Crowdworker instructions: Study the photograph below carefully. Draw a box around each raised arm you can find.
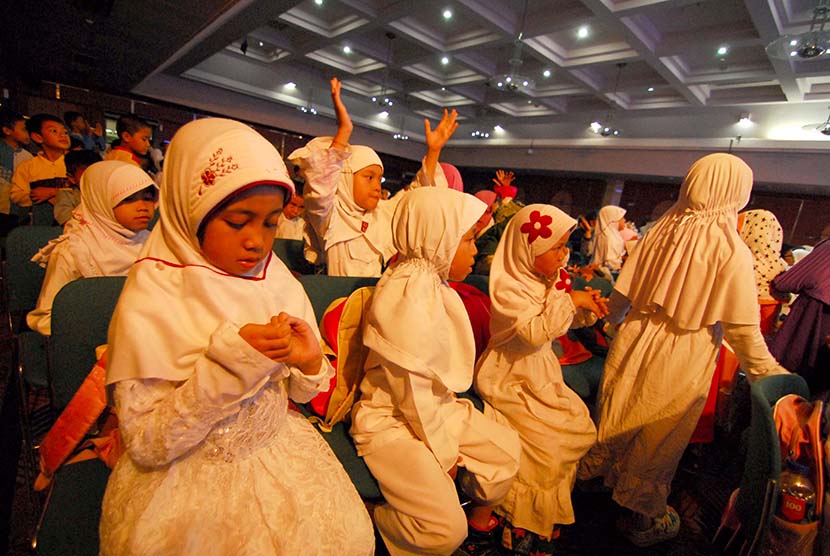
[330,77,353,150]
[422,109,458,181]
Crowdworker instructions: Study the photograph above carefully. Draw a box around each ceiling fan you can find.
[767,1,830,61]
[801,107,830,135]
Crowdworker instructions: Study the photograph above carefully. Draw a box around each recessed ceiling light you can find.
[379,110,389,118]
[647,86,654,92]
[717,45,728,56]
[577,26,589,39]
[343,45,352,54]
[258,41,264,47]
[790,39,799,46]
[493,124,504,132]
[284,82,296,89]
[441,87,446,91]
[738,113,752,127]
[543,69,551,78]
[314,0,323,5]
[442,8,453,20]
[790,51,798,57]
[441,56,450,65]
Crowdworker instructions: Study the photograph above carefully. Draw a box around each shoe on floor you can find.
[622,506,681,548]
[454,519,502,556]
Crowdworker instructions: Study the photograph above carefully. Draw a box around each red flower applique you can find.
[519,210,552,244]
[199,148,240,195]
[554,268,573,293]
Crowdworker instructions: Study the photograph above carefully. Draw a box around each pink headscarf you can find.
[440,163,464,192]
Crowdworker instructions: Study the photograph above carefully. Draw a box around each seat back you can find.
[297,275,380,322]
[50,277,126,408]
[273,238,314,275]
[5,226,62,324]
[736,374,810,553]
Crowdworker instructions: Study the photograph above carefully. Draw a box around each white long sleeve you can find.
[515,289,577,348]
[113,322,333,468]
[721,322,789,381]
[27,244,81,335]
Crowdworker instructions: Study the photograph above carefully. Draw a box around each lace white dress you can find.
[100,375,375,556]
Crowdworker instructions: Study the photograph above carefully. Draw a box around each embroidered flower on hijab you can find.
[199,148,240,195]
[520,210,552,244]
[554,268,573,293]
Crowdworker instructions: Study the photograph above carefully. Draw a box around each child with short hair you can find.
[10,113,69,210]
[275,192,306,240]
[54,149,101,226]
[0,109,33,214]
[475,204,606,556]
[289,78,457,276]
[351,187,521,556]
[105,115,151,166]
[100,118,374,556]
[27,161,157,335]
[64,111,106,154]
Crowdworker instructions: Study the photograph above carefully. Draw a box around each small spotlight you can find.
[790,51,798,57]
[441,56,450,65]
[543,69,551,78]
[577,26,589,39]
[717,45,728,56]
[314,0,323,4]
[258,41,264,47]
[522,80,529,86]
[738,113,752,127]
[493,125,504,132]
[441,87,447,91]
[284,82,296,89]
[442,8,452,20]
[379,110,389,118]
[505,76,512,83]
[647,86,654,92]
[790,39,798,46]
[343,45,352,54]
[496,81,503,88]
[371,96,377,102]
[590,121,602,133]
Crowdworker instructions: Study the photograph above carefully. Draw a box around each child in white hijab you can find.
[27,160,156,335]
[591,205,626,272]
[289,78,457,277]
[580,154,789,547]
[475,204,607,556]
[100,118,374,556]
[350,188,521,556]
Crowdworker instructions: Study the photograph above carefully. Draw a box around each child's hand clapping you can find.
[569,288,609,319]
[239,313,323,375]
[330,77,353,149]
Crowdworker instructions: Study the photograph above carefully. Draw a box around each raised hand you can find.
[492,169,515,188]
[424,109,459,153]
[330,77,353,149]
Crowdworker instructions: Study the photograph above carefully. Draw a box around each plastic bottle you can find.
[777,458,816,524]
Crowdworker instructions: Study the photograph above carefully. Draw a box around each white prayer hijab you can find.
[107,118,312,385]
[489,204,576,346]
[288,137,394,260]
[31,161,155,276]
[591,205,626,270]
[363,188,486,392]
[615,153,758,330]
[738,209,788,300]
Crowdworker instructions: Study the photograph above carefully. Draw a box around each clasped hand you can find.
[239,313,322,375]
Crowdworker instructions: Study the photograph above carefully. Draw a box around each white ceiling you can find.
[161,0,830,150]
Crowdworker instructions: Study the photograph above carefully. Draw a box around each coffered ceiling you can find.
[168,0,830,148]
